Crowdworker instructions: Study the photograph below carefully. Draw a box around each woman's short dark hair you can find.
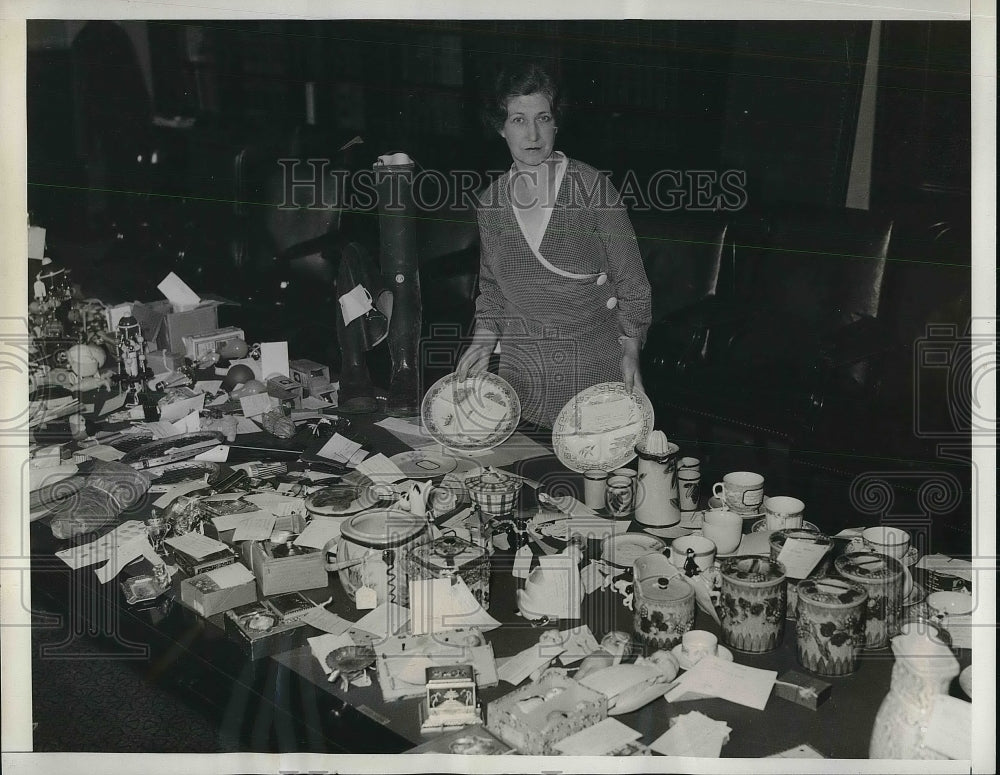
[483,62,561,132]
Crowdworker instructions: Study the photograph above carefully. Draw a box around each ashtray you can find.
[121,574,169,605]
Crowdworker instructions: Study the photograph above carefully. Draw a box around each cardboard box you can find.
[147,349,186,374]
[208,511,306,546]
[241,538,327,596]
[289,358,331,393]
[774,670,832,710]
[179,563,257,617]
[132,299,225,355]
[224,601,310,660]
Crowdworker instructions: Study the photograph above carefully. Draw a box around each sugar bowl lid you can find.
[720,554,786,584]
[464,467,521,494]
[339,509,427,549]
[797,576,868,608]
[636,572,694,604]
[834,550,905,580]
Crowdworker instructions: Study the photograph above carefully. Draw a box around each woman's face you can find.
[500,92,557,169]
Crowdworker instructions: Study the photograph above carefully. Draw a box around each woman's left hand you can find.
[620,336,645,394]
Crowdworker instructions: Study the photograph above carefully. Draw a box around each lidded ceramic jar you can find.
[403,532,491,609]
[337,509,429,607]
[834,550,906,649]
[794,576,868,676]
[465,468,522,517]
[869,631,961,759]
[632,553,695,650]
[718,555,787,653]
[768,528,833,618]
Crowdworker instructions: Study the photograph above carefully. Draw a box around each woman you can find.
[456,63,652,428]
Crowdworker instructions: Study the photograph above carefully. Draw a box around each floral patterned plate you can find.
[552,382,655,473]
[421,373,521,453]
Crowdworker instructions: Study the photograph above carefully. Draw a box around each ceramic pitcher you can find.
[634,431,681,527]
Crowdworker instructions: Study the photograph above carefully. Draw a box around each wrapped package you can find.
[48,460,152,540]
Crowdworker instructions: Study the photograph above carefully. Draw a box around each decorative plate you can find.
[601,532,666,569]
[958,665,971,699]
[389,449,459,479]
[421,372,521,453]
[305,484,379,516]
[751,518,820,534]
[671,643,734,671]
[552,382,655,473]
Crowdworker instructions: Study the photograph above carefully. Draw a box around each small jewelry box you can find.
[419,663,480,732]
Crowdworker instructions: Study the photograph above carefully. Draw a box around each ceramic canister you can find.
[633,434,681,527]
[403,533,491,609]
[632,553,695,650]
[795,576,869,676]
[834,550,906,649]
[768,528,833,618]
[718,555,787,653]
[337,509,430,607]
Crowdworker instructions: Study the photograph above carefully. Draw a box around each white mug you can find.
[678,469,701,512]
[583,470,608,511]
[679,456,700,472]
[712,471,765,514]
[764,495,806,531]
[670,535,717,572]
[702,509,743,554]
[681,630,719,665]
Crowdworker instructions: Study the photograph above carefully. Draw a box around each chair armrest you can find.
[815,315,899,368]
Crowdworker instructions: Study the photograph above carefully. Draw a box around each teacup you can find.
[701,509,743,554]
[861,526,911,559]
[681,629,718,665]
[926,590,973,617]
[670,535,717,572]
[712,471,765,515]
[678,468,702,512]
[763,495,805,531]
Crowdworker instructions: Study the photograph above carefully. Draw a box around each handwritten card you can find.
[408,577,501,635]
[55,521,146,569]
[354,453,407,484]
[650,711,731,758]
[317,433,363,464]
[666,655,776,710]
[554,718,642,756]
[232,514,277,542]
[294,516,349,550]
[244,493,305,517]
[95,535,160,584]
[776,537,830,579]
[205,562,254,588]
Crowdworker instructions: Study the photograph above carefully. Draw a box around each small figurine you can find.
[115,315,152,406]
[684,547,700,577]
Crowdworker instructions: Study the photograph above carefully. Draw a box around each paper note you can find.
[239,393,275,419]
[157,271,202,309]
[353,603,409,638]
[194,380,223,395]
[512,544,533,579]
[75,444,125,462]
[556,624,602,664]
[923,695,972,760]
[300,606,355,636]
[55,521,147,569]
[408,577,501,635]
[316,433,363,464]
[152,478,209,510]
[777,537,830,579]
[170,410,202,434]
[165,532,229,560]
[210,511,263,532]
[208,393,230,407]
[235,417,261,435]
[649,711,731,758]
[294,516,349,550]
[497,642,565,685]
[355,453,407,484]
[159,393,206,423]
[232,514,277,542]
[554,718,642,756]
[95,534,159,584]
[205,562,254,588]
[244,493,305,517]
[194,444,230,462]
[258,341,290,380]
[666,655,777,710]
[347,448,368,467]
[98,392,127,417]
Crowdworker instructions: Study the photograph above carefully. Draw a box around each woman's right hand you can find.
[455,329,499,381]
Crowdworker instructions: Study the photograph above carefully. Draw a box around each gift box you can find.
[241,537,327,596]
[131,299,227,355]
[167,539,238,578]
[289,358,331,393]
[774,670,832,710]
[147,349,186,374]
[224,601,310,660]
[486,671,608,756]
[179,562,257,617]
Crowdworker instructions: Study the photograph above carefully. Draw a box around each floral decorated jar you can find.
[794,576,868,676]
[833,550,906,649]
[403,533,492,609]
[718,555,787,653]
[768,528,833,619]
[632,553,695,651]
